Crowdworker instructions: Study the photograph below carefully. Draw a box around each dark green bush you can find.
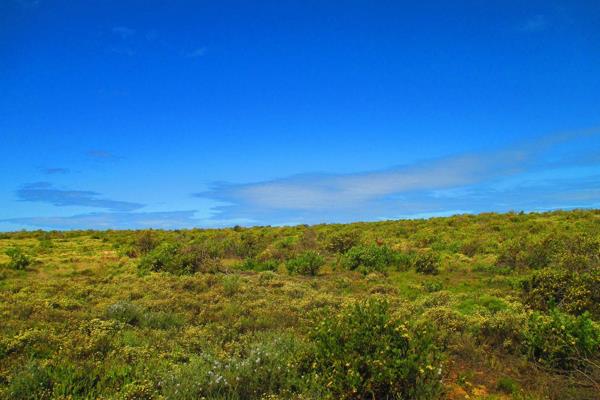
[523,309,600,370]
[310,298,443,399]
[5,247,31,270]
[341,245,404,274]
[138,242,221,275]
[286,251,324,276]
[413,251,440,275]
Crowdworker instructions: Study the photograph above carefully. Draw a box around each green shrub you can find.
[523,309,600,370]
[5,360,52,399]
[341,245,404,274]
[326,231,360,254]
[553,233,600,273]
[473,307,528,350]
[239,258,279,272]
[497,233,599,272]
[310,298,443,399]
[422,280,443,292]
[413,251,440,275]
[286,251,324,276]
[496,236,555,270]
[137,242,177,273]
[521,267,600,318]
[221,274,242,296]
[138,242,221,275]
[5,247,31,270]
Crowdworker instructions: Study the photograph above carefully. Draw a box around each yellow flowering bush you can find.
[309,298,443,399]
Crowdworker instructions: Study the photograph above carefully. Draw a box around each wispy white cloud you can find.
[196,148,531,212]
[194,129,600,224]
[16,182,144,212]
[5,130,600,230]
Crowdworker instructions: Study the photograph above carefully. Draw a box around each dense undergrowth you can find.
[0,209,599,399]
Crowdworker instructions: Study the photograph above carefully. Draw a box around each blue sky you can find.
[1,1,600,230]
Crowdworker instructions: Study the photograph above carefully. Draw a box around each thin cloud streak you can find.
[16,182,144,212]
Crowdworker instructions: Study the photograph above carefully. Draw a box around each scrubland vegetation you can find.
[0,209,599,399]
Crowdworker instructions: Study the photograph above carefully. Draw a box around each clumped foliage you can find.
[286,250,324,276]
[238,257,279,272]
[342,244,407,274]
[1,209,600,399]
[4,247,31,270]
[310,298,443,399]
[138,242,221,274]
[326,230,360,254]
[521,267,600,318]
[496,236,557,270]
[413,251,440,275]
[523,309,600,370]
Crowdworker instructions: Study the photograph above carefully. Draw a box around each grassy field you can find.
[0,210,599,399]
